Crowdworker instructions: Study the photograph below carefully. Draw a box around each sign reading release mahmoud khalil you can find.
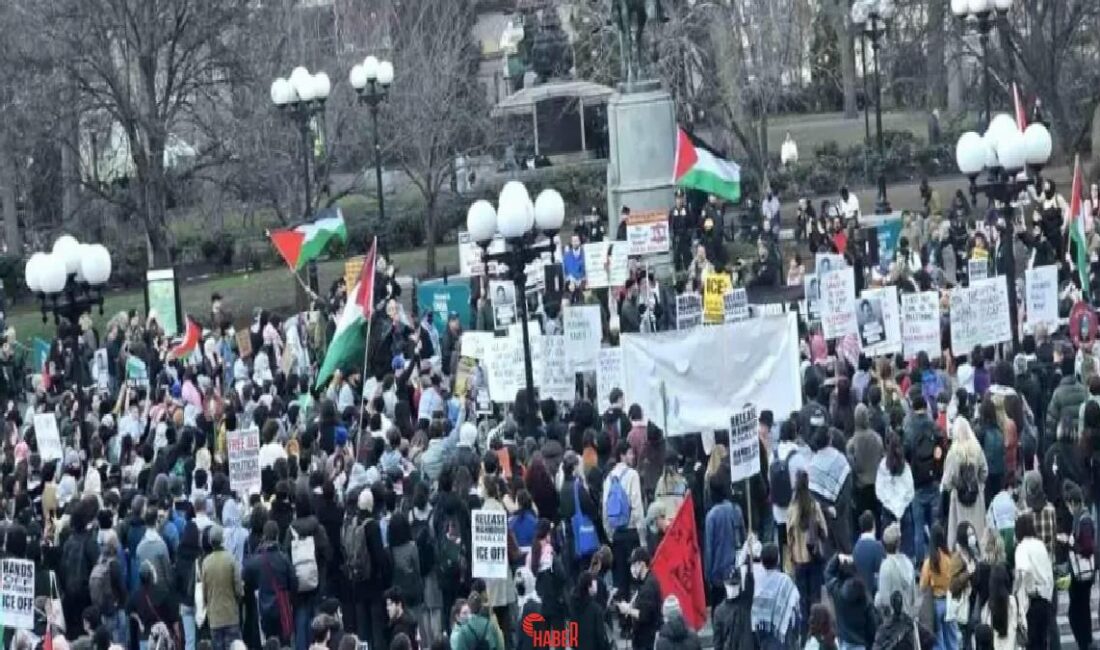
[728,406,761,483]
[472,509,508,580]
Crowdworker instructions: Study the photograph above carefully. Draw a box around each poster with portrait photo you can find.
[856,296,886,348]
[490,280,516,331]
[803,273,822,321]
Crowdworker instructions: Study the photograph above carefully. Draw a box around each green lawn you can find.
[766,110,929,152]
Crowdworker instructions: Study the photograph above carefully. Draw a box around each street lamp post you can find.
[955,115,1052,347]
[271,67,331,294]
[24,236,113,392]
[466,183,565,428]
[851,0,896,215]
[951,0,1013,131]
[350,57,395,228]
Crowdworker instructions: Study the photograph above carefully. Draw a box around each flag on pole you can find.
[315,286,368,388]
[1070,155,1089,297]
[269,207,348,271]
[649,492,707,630]
[673,128,742,203]
[168,316,201,360]
[355,237,379,319]
[1013,83,1028,132]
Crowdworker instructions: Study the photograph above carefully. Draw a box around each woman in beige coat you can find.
[942,417,988,549]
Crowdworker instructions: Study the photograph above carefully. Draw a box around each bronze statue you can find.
[613,0,665,85]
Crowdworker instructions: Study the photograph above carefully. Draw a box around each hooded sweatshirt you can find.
[655,613,703,650]
[221,499,250,565]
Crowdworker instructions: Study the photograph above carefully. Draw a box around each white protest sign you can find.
[458,231,505,276]
[1025,265,1058,334]
[625,211,670,256]
[583,242,629,288]
[33,413,63,463]
[859,285,902,356]
[227,427,261,496]
[460,331,494,361]
[508,321,544,388]
[490,280,517,330]
[820,267,857,339]
[815,253,846,276]
[676,293,703,330]
[94,348,110,391]
[597,346,625,411]
[803,273,822,321]
[901,291,942,359]
[563,305,602,372]
[0,557,35,630]
[541,335,575,402]
[483,335,525,403]
[723,288,750,323]
[728,406,761,484]
[472,509,509,579]
[950,276,1011,356]
[969,258,989,282]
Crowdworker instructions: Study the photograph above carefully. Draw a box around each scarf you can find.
[751,569,800,638]
[808,447,850,503]
[875,461,914,520]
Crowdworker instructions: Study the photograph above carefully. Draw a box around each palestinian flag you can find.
[1070,155,1089,297]
[315,283,367,388]
[168,316,200,360]
[355,237,379,319]
[673,128,741,203]
[269,207,347,271]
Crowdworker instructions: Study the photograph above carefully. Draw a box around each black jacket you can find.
[825,555,878,648]
[385,609,420,650]
[243,542,297,625]
[286,515,331,599]
[655,614,703,650]
[713,569,754,650]
[629,573,664,649]
[570,595,610,650]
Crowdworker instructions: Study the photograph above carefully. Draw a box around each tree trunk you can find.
[946,36,965,112]
[0,141,19,256]
[425,195,437,277]
[828,0,859,118]
[926,0,947,109]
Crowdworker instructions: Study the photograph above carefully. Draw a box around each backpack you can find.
[289,528,319,592]
[341,517,373,583]
[61,533,90,598]
[89,558,114,611]
[391,546,424,607]
[922,371,944,413]
[470,619,493,650]
[956,462,981,507]
[1070,509,1096,581]
[436,517,468,584]
[410,516,436,577]
[605,471,632,532]
[910,426,940,484]
[769,448,796,509]
[572,480,600,558]
[981,426,1005,476]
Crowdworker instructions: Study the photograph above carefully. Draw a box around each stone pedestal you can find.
[605,81,676,235]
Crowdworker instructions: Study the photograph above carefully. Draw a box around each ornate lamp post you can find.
[350,56,395,227]
[24,236,113,389]
[952,0,1013,131]
[851,0,896,215]
[466,182,564,424]
[955,115,1051,347]
[270,67,331,293]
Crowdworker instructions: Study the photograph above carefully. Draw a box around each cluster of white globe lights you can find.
[466,182,566,243]
[24,236,113,294]
[269,56,395,106]
[955,114,1052,178]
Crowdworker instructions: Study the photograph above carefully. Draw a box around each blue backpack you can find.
[606,472,632,531]
[572,481,599,557]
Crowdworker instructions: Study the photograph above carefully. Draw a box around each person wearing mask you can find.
[943,417,989,550]
[1014,513,1054,650]
[705,474,747,606]
[670,189,696,272]
[824,552,878,650]
[921,523,961,650]
[655,595,702,650]
[450,593,503,650]
[750,542,801,649]
[786,469,827,628]
[202,525,245,650]
[949,522,982,650]
[614,547,663,650]
[603,440,645,592]
[243,521,297,646]
[904,395,943,567]
[712,561,754,650]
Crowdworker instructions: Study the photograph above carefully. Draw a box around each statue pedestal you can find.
[605,82,675,235]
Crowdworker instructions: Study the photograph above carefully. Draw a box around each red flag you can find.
[1013,83,1027,132]
[355,237,379,319]
[649,492,707,630]
[168,316,201,360]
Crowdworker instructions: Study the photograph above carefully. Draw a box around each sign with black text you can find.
[228,427,261,496]
[0,557,35,630]
[472,509,509,579]
[728,406,761,483]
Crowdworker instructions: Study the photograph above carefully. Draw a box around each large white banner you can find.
[1025,265,1058,334]
[728,407,761,484]
[563,305,602,372]
[34,413,63,463]
[597,347,625,412]
[583,242,629,288]
[228,427,261,496]
[540,335,575,402]
[901,291,942,359]
[951,276,1011,355]
[621,314,802,435]
[820,267,857,339]
[859,285,902,356]
[471,509,509,579]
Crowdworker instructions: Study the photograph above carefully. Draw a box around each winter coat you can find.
[201,548,243,629]
[242,542,297,629]
[825,555,878,649]
[712,571,754,650]
[655,614,703,650]
[942,446,988,550]
[286,514,332,601]
[1045,376,1087,441]
[570,595,611,650]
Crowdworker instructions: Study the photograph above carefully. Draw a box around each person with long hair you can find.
[980,563,1019,650]
[1014,513,1053,650]
[876,430,915,557]
[786,470,827,628]
[921,523,961,650]
[804,603,838,650]
[570,571,610,650]
[950,522,981,650]
[527,518,566,632]
[943,418,988,550]
[977,396,1006,499]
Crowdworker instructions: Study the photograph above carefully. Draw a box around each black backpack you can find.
[61,532,91,597]
[956,462,981,507]
[391,547,424,607]
[769,448,796,509]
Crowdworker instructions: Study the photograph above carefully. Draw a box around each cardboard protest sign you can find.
[723,288,750,323]
[563,305,602,372]
[859,285,902,356]
[901,291,942,359]
[676,294,703,330]
[472,509,509,579]
[950,276,1011,356]
[33,413,63,463]
[625,211,670,256]
[227,427,261,496]
[728,406,760,483]
[583,242,629,288]
[703,272,733,324]
[969,258,989,282]
[820,267,857,339]
[541,335,575,402]
[0,558,34,630]
[1025,265,1058,334]
[597,346,625,412]
[490,280,517,330]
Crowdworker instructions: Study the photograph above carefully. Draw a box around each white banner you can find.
[597,347,625,412]
[33,413,63,463]
[723,288,750,323]
[563,305,602,372]
[460,331,494,361]
[1025,265,1058,334]
[541,335,575,402]
[901,291,942,359]
[820,267,857,339]
[729,406,761,484]
[0,557,35,630]
[951,276,1011,356]
[676,293,703,330]
[625,212,671,256]
[621,314,802,435]
[471,509,509,580]
[228,427,261,496]
[859,285,902,356]
[583,242,629,288]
